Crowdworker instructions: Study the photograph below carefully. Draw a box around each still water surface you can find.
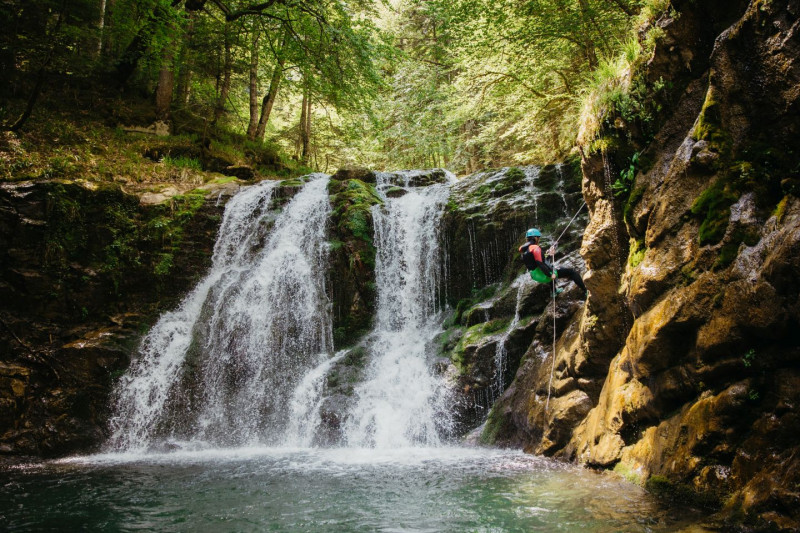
[1,447,708,532]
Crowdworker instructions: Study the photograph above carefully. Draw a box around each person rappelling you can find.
[519,228,587,299]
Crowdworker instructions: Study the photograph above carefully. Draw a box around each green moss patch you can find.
[623,186,645,228]
[450,284,500,327]
[328,178,383,255]
[691,180,739,246]
[451,318,511,374]
[713,227,760,270]
[479,403,514,446]
[613,462,644,485]
[628,238,646,269]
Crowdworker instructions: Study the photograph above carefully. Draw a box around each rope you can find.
[543,201,585,416]
[553,201,586,248]
[545,281,557,415]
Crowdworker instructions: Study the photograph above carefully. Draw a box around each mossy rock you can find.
[691,180,739,246]
[331,168,378,184]
[329,178,383,246]
[385,186,407,198]
[479,403,515,446]
[645,475,722,509]
[327,178,383,348]
[450,318,511,374]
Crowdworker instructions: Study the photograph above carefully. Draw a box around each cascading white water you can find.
[344,173,454,448]
[108,176,333,451]
[490,273,527,403]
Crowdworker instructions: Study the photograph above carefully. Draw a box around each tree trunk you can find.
[154,37,176,122]
[6,0,67,132]
[213,24,232,124]
[577,0,599,68]
[246,30,261,139]
[301,87,311,162]
[175,11,197,105]
[101,0,115,57]
[297,88,308,159]
[255,58,284,140]
[96,0,107,57]
[254,32,288,141]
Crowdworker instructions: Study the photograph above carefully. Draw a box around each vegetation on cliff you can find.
[2,0,664,174]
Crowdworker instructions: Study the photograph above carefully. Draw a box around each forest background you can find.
[1,0,664,176]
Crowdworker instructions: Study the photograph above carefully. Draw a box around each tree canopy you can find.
[1,0,658,173]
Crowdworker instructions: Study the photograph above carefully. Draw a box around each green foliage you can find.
[613,151,639,197]
[154,253,174,276]
[339,0,646,171]
[162,155,202,170]
[628,238,646,268]
[742,349,756,368]
[1,0,657,173]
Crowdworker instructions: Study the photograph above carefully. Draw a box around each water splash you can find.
[344,173,453,448]
[108,176,333,451]
[283,350,349,447]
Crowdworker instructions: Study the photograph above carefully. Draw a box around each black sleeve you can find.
[535,260,553,276]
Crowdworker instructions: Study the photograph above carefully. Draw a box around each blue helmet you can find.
[526,228,542,238]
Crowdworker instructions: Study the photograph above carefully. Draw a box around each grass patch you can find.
[162,155,202,170]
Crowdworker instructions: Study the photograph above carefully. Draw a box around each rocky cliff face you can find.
[485,0,800,529]
[0,180,231,456]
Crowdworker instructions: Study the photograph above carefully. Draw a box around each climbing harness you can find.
[543,200,586,415]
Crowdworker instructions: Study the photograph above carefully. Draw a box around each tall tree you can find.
[154,32,177,122]
[246,27,260,138]
[212,22,233,124]
[253,30,287,141]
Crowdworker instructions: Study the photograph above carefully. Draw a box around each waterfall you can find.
[343,173,454,448]
[108,169,459,453]
[108,176,333,451]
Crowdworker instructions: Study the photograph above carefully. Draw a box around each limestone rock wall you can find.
[489,0,800,529]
